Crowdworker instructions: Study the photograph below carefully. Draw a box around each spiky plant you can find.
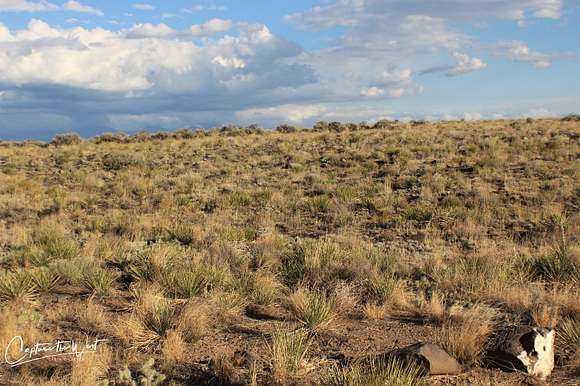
[29,267,61,293]
[0,270,38,304]
[130,302,178,350]
[270,329,312,383]
[324,357,426,386]
[559,318,580,358]
[288,287,337,330]
[81,266,119,296]
[34,226,79,260]
[162,269,207,298]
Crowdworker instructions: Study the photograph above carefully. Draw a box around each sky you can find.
[0,1,578,140]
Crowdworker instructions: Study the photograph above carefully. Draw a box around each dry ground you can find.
[0,118,578,385]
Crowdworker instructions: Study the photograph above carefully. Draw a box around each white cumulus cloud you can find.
[62,1,103,16]
[446,52,487,76]
[494,41,554,68]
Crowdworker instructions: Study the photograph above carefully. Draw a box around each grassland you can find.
[0,118,578,385]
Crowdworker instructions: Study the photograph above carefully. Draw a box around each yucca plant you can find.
[0,270,38,304]
[167,223,200,245]
[367,274,399,304]
[34,227,79,260]
[289,288,337,329]
[162,269,207,298]
[143,303,177,338]
[270,329,312,383]
[29,267,61,293]
[559,318,580,358]
[81,266,119,296]
[131,302,178,350]
[530,243,580,284]
[50,258,92,284]
[324,357,426,386]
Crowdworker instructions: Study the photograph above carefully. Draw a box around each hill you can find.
[0,118,578,385]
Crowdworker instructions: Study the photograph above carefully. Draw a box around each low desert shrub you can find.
[51,133,82,146]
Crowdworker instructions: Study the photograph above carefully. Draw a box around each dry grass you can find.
[288,287,338,330]
[0,118,578,384]
[437,305,497,366]
[324,357,427,386]
[270,329,313,383]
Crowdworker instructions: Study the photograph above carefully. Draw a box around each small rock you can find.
[485,326,555,380]
[379,343,463,376]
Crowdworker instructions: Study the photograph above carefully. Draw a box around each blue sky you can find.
[0,1,578,140]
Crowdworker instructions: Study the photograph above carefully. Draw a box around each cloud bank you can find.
[0,0,576,139]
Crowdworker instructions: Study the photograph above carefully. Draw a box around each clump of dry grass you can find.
[176,301,209,343]
[288,287,338,330]
[324,357,426,386]
[70,346,111,386]
[270,329,313,384]
[251,272,281,306]
[160,329,187,367]
[364,273,409,316]
[437,305,496,366]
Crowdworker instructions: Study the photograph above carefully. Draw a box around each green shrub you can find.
[281,241,306,288]
[29,267,61,293]
[102,152,144,171]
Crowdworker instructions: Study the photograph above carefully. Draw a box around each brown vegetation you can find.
[0,118,578,385]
